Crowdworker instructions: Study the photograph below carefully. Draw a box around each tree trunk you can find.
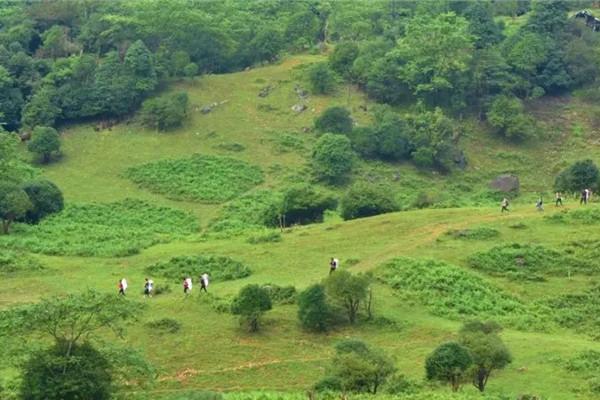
[1,219,10,235]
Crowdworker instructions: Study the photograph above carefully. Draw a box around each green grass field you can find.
[3,54,600,399]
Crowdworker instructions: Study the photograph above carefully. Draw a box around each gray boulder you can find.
[490,174,520,193]
[291,104,307,113]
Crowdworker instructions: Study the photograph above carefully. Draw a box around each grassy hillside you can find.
[3,54,600,399]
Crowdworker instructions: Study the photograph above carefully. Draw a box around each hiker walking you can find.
[501,198,509,213]
[200,273,209,293]
[118,278,127,296]
[144,278,154,298]
[536,196,544,212]
[581,188,589,205]
[183,277,192,295]
[555,192,563,207]
[329,257,339,275]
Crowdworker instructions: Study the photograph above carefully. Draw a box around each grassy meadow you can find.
[3,54,600,399]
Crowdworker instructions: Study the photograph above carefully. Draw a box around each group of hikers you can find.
[500,188,593,213]
[117,274,210,297]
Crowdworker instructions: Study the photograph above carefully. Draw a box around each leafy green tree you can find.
[393,12,474,106]
[0,65,24,130]
[307,62,338,95]
[312,133,355,183]
[249,27,284,62]
[21,342,113,400]
[171,50,191,77]
[458,321,512,392]
[28,126,60,163]
[21,88,61,129]
[139,92,188,131]
[365,55,411,105]
[407,108,458,171]
[280,184,336,226]
[0,132,36,184]
[297,284,330,332]
[183,62,199,79]
[329,42,359,79]
[340,182,398,220]
[486,95,535,141]
[314,106,353,135]
[0,291,150,399]
[0,182,32,234]
[21,179,64,224]
[124,39,157,93]
[463,1,504,49]
[324,271,370,324]
[318,339,396,394]
[425,342,473,392]
[231,284,272,332]
[468,48,516,117]
[555,159,600,193]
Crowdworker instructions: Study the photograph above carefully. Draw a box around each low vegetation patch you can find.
[261,283,297,305]
[145,318,182,334]
[209,190,281,234]
[125,154,264,202]
[0,200,198,257]
[544,285,600,340]
[546,208,600,224]
[444,227,500,240]
[0,251,44,274]
[246,230,282,244]
[467,243,596,281]
[378,257,530,323]
[565,350,600,394]
[145,255,251,281]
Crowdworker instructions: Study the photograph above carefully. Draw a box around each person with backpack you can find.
[200,273,209,293]
[329,257,339,275]
[501,198,509,213]
[183,277,192,295]
[555,192,563,207]
[581,189,589,205]
[118,278,127,296]
[536,196,544,212]
[144,278,154,298]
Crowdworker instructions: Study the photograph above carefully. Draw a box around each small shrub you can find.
[281,184,337,226]
[246,230,282,244]
[125,154,264,203]
[205,294,232,314]
[340,182,398,220]
[214,143,245,152]
[312,133,355,183]
[509,222,527,229]
[412,191,434,209]
[231,284,272,332]
[27,126,60,163]
[544,285,600,339]
[314,106,353,135]
[145,255,251,282]
[146,318,181,334]
[0,250,44,274]
[298,284,330,332]
[271,133,305,154]
[554,159,599,192]
[261,283,297,304]
[153,284,171,296]
[210,190,282,234]
[445,227,499,240]
[139,91,188,131]
[307,62,338,94]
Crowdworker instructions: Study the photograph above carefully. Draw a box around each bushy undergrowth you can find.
[145,318,182,334]
[209,190,281,235]
[444,227,499,240]
[246,230,282,244]
[0,251,44,274]
[125,154,264,202]
[467,243,597,281]
[0,200,198,257]
[145,255,251,281]
[377,257,531,324]
[261,283,297,305]
[565,350,600,394]
[544,285,600,340]
[220,391,510,400]
[547,208,600,224]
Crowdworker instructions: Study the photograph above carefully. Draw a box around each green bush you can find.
[467,243,595,280]
[27,126,61,164]
[0,250,44,274]
[145,318,182,334]
[554,159,599,192]
[378,258,528,321]
[340,182,398,220]
[307,62,338,94]
[231,284,272,332]
[281,184,337,226]
[314,106,353,135]
[544,285,600,339]
[298,284,330,332]
[210,190,282,234]
[21,180,64,224]
[0,199,198,257]
[425,342,473,392]
[246,230,282,244]
[444,227,499,240]
[312,133,355,183]
[125,154,264,202]
[486,95,536,141]
[145,255,251,282]
[139,91,188,131]
[547,208,600,224]
[261,283,297,305]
